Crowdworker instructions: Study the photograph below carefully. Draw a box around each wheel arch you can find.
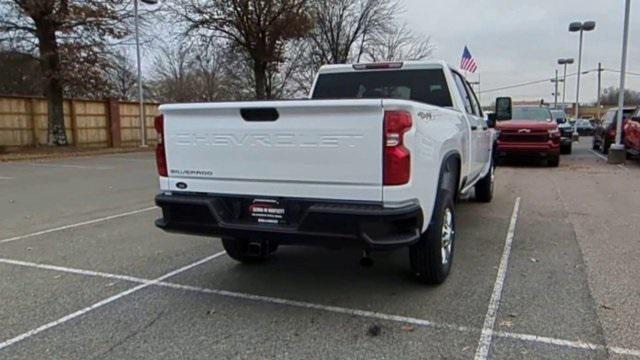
[440,150,462,200]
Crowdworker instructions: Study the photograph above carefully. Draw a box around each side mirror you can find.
[487,113,496,128]
[495,97,512,121]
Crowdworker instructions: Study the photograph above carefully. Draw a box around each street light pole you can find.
[569,21,595,140]
[133,0,158,148]
[134,0,146,147]
[608,0,632,164]
[575,29,583,121]
[596,62,603,120]
[558,58,574,113]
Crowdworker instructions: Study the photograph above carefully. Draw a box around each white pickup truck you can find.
[154,61,509,284]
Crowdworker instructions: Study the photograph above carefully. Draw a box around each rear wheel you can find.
[410,161,457,285]
[592,136,599,150]
[222,237,277,263]
[561,143,572,154]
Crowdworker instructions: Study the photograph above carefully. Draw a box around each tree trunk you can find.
[35,19,67,146]
[253,60,267,100]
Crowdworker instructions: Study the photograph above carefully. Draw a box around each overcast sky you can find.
[403,0,639,106]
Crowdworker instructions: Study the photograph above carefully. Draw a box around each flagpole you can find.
[478,73,481,105]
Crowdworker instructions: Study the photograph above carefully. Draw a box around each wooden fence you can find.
[0,95,160,148]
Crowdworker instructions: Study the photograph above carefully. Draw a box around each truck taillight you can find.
[384,111,412,185]
[154,114,167,177]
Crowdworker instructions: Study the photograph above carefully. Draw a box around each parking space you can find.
[1,139,640,359]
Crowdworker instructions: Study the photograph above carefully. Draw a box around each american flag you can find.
[460,46,478,73]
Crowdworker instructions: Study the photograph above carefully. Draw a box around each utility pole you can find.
[554,70,559,108]
[596,62,603,120]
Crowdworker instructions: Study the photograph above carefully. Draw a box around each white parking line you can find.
[0,206,157,244]
[0,176,13,180]
[1,255,638,357]
[474,197,521,360]
[590,150,608,161]
[0,251,226,351]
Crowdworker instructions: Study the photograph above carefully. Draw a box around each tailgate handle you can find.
[240,108,279,122]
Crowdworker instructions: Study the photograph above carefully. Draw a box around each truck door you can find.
[464,79,491,171]
[451,71,484,179]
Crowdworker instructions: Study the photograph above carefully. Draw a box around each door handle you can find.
[471,125,478,130]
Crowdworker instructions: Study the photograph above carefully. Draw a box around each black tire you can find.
[474,160,494,203]
[548,154,560,167]
[222,237,276,263]
[602,138,611,154]
[561,144,572,154]
[410,161,457,285]
[592,136,599,150]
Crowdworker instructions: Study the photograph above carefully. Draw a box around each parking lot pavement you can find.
[0,153,157,239]
[1,140,639,359]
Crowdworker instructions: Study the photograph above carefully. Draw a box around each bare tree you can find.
[0,0,129,145]
[364,22,433,62]
[104,50,137,101]
[599,86,640,106]
[171,0,311,100]
[149,39,232,102]
[308,0,399,65]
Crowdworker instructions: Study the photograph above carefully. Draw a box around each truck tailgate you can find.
[160,100,384,202]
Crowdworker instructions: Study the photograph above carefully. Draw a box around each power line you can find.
[603,68,640,76]
[480,68,640,94]
[481,69,596,93]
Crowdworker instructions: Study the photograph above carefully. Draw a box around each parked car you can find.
[550,109,573,154]
[495,106,561,166]
[623,107,640,157]
[575,119,595,136]
[154,60,503,285]
[592,107,635,153]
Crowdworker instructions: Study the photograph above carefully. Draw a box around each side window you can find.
[604,110,614,125]
[452,72,473,114]
[464,80,482,117]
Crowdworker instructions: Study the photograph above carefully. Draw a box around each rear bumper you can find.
[496,141,560,156]
[155,193,423,250]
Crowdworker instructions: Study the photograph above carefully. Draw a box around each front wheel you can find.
[474,161,494,203]
[410,164,457,285]
[561,144,572,154]
[592,136,599,150]
[548,154,560,167]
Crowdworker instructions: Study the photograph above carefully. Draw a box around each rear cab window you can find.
[312,69,453,108]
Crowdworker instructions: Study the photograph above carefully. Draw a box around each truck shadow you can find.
[497,156,552,168]
[187,198,514,327]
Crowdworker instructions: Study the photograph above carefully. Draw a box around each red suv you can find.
[592,107,635,153]
[495,106,561,167]
[623,106,640,157]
